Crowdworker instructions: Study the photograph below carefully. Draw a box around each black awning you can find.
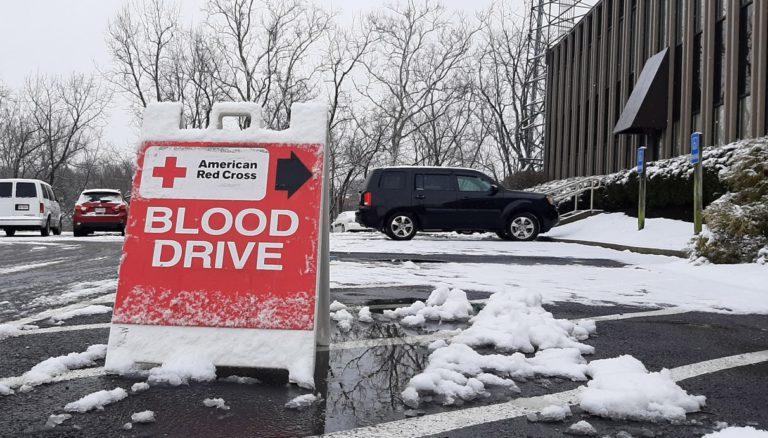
[613,48,669,135]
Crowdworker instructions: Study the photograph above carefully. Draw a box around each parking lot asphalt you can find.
[1,235,766,437]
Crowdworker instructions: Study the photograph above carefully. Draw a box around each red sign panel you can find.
[112,141,323,331]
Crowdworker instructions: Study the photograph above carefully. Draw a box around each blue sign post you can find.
[637,146,647,230]
[691,132,703,234]
[691,132,701,165]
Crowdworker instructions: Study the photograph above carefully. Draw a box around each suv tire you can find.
[40,218,51,237]
[4,228,15,237]
[384,213,417,241]
[505,212,540,241]
[53,218,63,236]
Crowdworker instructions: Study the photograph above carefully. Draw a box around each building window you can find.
[737,0,753,138]
[692,35,702,114]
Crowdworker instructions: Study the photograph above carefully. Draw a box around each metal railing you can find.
[545,176,603,216]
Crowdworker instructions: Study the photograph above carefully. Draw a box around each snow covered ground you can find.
[546,213,696,251]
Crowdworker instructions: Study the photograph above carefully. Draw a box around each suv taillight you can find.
[39,202,45,214]
[362,191,372,207]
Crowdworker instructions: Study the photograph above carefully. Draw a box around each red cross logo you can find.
[152,156,187,188]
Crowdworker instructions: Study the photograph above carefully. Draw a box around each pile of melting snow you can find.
[64,387,128,413]
[577,355,706,422]
[703,426,768,437]
[285,393,320,409]
[384,286,474,326]
[203,397,230,410]
[401,290,595,407]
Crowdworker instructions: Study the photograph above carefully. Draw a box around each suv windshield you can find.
[15,182,37,198]
[79,192,122,203]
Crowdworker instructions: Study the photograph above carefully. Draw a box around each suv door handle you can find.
[415,194,425,199]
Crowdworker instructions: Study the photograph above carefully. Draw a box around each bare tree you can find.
[206,0,332,128]
[476,7,536,179]
[25,74,110,185]
[360,0,477,164]
[0,95,42,178]
[106,0,182,112]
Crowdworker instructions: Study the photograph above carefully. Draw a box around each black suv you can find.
[356,167,558,241]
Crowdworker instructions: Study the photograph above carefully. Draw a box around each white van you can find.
[0,179,63,237]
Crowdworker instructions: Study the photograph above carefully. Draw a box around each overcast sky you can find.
[0,0,522,153]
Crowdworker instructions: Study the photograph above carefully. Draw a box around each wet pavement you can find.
[1,234,767,437]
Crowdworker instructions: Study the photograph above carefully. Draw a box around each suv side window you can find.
[379,171,406,189]
[42,185,51,200]
[415,174,454,191]
[457,175,492,192]
[15,182,37,198]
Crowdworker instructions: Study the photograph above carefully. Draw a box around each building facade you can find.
[543,0,768,180]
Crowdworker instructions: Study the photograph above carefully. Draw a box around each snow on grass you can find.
[577,355,706,422]
[8,344,107,388]
[147,357,216,386]
[527,404,572,422]
[203,397,230,410]
[383,286,473,327]
[330,308,354,332]
[48,305,111,322]
[0,383,13,396]
[401,290,594,407]
[131,382,149,393]
[703,426,768,437]
[44,413,72,429]
[567,420,598,436]
[64,387,128,413]
[358,306,373,323]
[546,213,695,251]
[285,393,320,409]
[130,410,156,423]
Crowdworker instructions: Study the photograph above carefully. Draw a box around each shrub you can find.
[692,139,768,263]
[503,169,548,190]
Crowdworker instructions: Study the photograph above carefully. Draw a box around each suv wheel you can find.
[385,213,417,240]
[506,213,540,241]
[40,218,51,237]
[53,218,63,236]
[4,228,15,237]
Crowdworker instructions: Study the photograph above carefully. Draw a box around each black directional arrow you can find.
[275,152,312,198]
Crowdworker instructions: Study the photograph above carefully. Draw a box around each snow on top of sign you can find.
[140,101,328,146]
[147,357,217,386]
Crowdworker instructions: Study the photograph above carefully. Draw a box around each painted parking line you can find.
[1,293,116,327]
[318,349,768,438]
[8,306,693,347]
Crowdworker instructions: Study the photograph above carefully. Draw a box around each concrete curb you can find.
[540,236,688,258]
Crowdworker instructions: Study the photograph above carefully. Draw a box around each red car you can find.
[73,189,129,236]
